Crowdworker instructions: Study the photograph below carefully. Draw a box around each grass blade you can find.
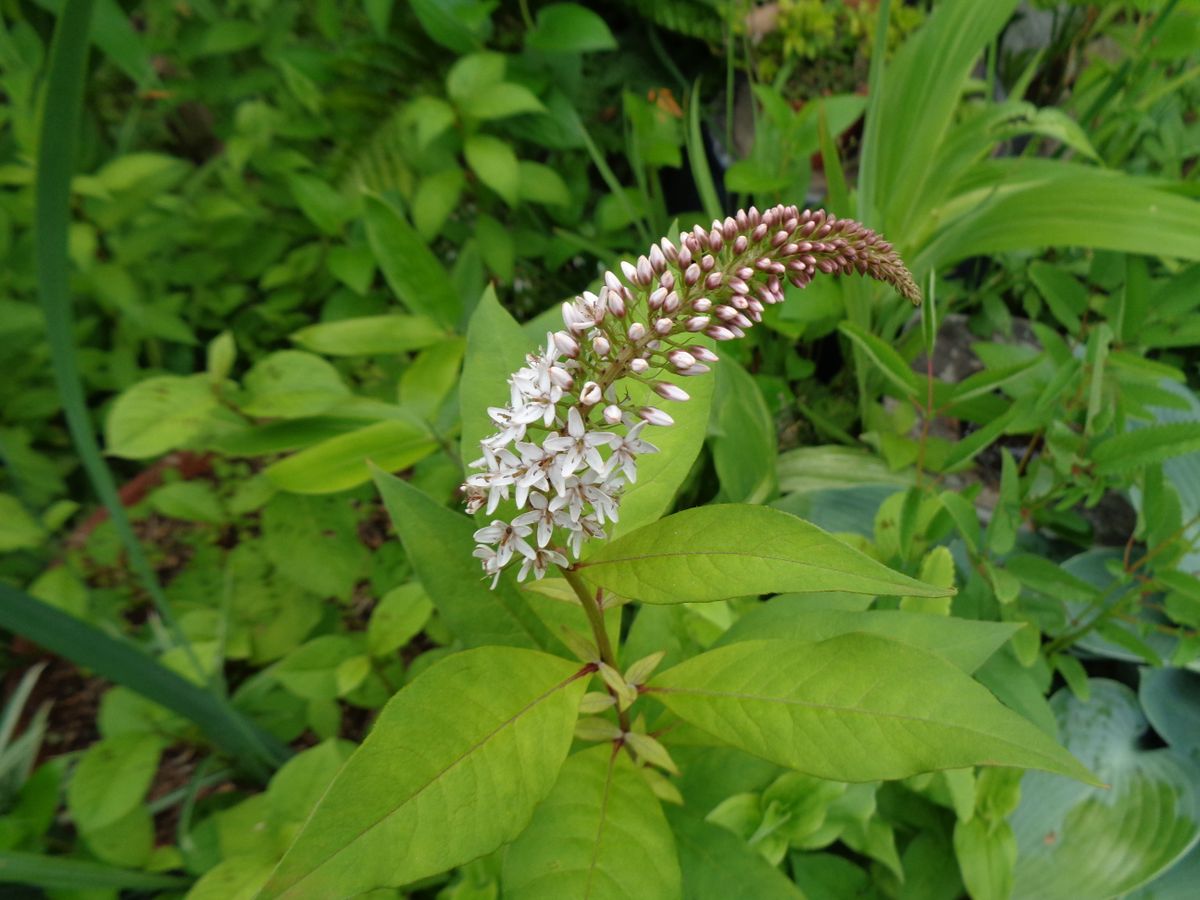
[0,850,187,891]
[0,583,288,779]
[34,0,206,683]
[687,78,723,221]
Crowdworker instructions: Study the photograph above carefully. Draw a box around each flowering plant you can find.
[259,209,1093,900]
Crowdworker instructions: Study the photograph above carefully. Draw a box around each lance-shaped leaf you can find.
[372,468,558,649]
[715,598,1019,673]
[577,505,951,604]
[649,635,1097,784]
[459,286,530,465]
[502,745,681,900]
[260,647,588,898]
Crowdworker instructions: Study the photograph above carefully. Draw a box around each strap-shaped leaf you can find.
[502,745,681,900]
[260,647,588,898]
[650,635,1097,784]
[578,505,951,604]
[715,598,1019,673]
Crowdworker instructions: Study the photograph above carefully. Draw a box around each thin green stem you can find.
[561,567,631,732]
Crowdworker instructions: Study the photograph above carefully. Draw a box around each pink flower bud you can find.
[729,277,750,295]
[580,381,602,405]
[668,349,697,369]
[715,305,737,321]
[733,235,748,253]
[705,272,723,290]
[593,336,611,356]
[553,330,580,356]
[731,294,748,310]
[648,287,666,310]
[692,297,712,312]
[630,358,649,374]
[709,229,723,252]
[603,404,623,424]
[637,256,653,285]
[654,382,689,402]
[752,223,768,241]
[639,407,675,427]
[649,244,666,273]
[678,363,710,376]
[706,325,736,341]
[692,346,718,362]
[677,245,693,267]
[700,254,715,272]
[605,270,624,293]
[660,237,678,263]
[685,315,710,332]
[627,322,646,341]
[654,317,673,335]
[549,366,574,390]
[659,271,675,291]
[663,292,680,314]
[620,260,638,284]
[684,264,701,286]
[607,289,626,318]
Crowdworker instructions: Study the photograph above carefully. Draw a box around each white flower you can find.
[518,546,569,582]
[512,492,567,547]
[472,520,535,568]
[483,407,525,448]
[543,407,617,477]
[565,514,606,558]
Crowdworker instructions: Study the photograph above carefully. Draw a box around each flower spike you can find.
[463,204,920,586]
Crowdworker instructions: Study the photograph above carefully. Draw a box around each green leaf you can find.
[446,52,506,104]
[66,733,162,832]
[260,647,587,898]
[240,351,350,419]
[261,493,367,599]
[364,196,460,327]
[710,352,777,503]
[579,504,952,604]
[667,807,805,900]
[412,168,466,240]
[1091,423,1200,475]
[30,0,157,86]
[287,173,352,236]
[716,598,1018,673]
[527,3,617,52]
[1028,260,1086,333]
[464,134,520,206]
[954,817,1016,900]
[502,745,681,899]
[650,634,1097,784]
[0,494,46,551]
[273,636,361,701]
[105,374,218,458]
[265,417,438,494]
[371,468,554,649]
[1012,680,1200,899]
[291,314,447,357]
[148,481,225,524]
[838,321,920,397]
[408,0,487,53]
[367,583,434,657]
[459,286,530,464]
[518,161,571,206]
[460,82,546,121]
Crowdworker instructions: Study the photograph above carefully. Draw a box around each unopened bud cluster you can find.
[464,204,920,586]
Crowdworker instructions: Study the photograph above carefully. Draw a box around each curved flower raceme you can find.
[464,204,920,586]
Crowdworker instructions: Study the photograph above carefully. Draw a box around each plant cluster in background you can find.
[1,0,1200,898]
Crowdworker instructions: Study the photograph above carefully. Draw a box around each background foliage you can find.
[2,0,1200,897]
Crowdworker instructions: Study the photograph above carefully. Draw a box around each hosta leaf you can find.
[579,504,951,603]
[260,647,587,898]
[715,598,1019,673]
[1012,680,1200,899]
[502,745,681,899]
[650,634,1096,784]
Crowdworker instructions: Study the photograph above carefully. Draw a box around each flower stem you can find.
[562,566,631,731]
